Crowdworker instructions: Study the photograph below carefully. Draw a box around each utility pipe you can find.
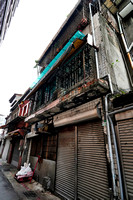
[108,116,124,200]
[105,93,117,198]
[98,0,101,12]
[89,3,100,79]
[108,74,114,94]
[117,13,133,69]
[109,105,133,116]
[107,104,133,199]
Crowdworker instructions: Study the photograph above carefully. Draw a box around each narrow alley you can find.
[0,160,61,200]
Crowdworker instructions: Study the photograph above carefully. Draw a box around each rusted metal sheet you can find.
[55,127,75,200]
[25,99,60,123]
[115,110,133,121]
[116,118,133,200]
[54,108,100,127]
[36,99,60,116]
[54,98,102,127]
[77,120,110,200]
[8,129,25,137]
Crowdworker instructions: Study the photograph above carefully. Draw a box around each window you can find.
[56,44,95,93]
[29,44,95,113]
[30,134,57,161]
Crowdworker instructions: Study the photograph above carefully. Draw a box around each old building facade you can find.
[1,0,133,200]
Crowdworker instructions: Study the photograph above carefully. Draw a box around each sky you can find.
[0,0,78,117]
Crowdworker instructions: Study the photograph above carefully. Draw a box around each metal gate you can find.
[55,120,109,200]
[78,120,110,200]
[11,138,20,167]
[117,118,133,200]
[55,126,75,199]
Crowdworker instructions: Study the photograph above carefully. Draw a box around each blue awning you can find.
[30,31,85,89]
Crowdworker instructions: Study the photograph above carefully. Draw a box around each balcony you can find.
[25,44,109,123]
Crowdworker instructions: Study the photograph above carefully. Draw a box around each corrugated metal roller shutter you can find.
[117,118,133,199]
[55,126,75,199]
[11,138,20,167]
[78,120,110,200]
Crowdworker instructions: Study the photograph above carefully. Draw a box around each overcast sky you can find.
[0,0,78,117]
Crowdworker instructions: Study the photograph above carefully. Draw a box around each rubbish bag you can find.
[16,163,32,176]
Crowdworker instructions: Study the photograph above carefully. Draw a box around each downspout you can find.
[105,93,117,198]
[98,0,101,13]
[117,13,133,69]
[89,3,100,79]
[106,104,133,200]
[108,116,124,200]
[108,74,114,94]
[89,2,117,197]
[109,105,133,115]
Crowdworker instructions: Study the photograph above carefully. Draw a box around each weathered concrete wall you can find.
[30,156,56,191]
[93,11,130,92]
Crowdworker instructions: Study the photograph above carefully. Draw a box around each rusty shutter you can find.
[77,120,110,200]
[55,126,75,199]
[11,138,20,167]
[117,118,133,200]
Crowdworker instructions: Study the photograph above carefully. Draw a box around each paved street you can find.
[0,170,20,200]
[0,160,61,200]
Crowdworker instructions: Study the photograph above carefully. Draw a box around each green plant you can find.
[111,59,120,68]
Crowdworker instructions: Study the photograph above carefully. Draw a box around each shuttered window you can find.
[55,126,75,199]
[78,120,109,200]
[55,120,110,200]
[117,118,133,200]
[11,138,20,167]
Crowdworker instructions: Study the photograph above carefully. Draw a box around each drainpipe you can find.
[117,13,133,69]
[108,116,124,200]
[98,0,101,13]
[105,93,117,198]
[106,104,133,200]
[89,3,100,79]
[109,105,133,116]
[108,74,114,94]
[89,1,116,195]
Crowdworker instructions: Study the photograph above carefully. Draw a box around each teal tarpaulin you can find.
[30,30,85,89]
